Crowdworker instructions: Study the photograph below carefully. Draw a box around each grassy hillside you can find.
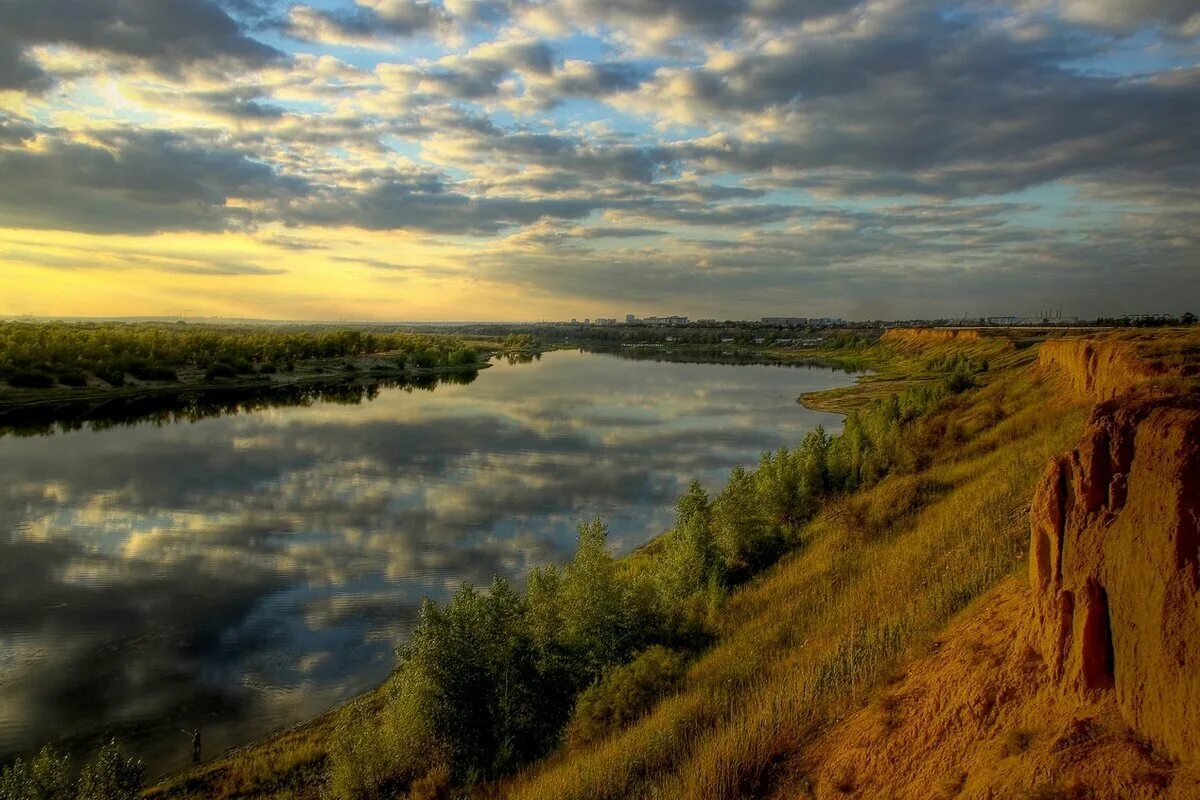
[492,351,1086,800]
[145,328,1199,800]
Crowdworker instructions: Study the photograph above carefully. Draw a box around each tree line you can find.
[0,323,479,390]
[0,742,141,800]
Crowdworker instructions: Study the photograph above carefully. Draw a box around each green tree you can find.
[0,747,71,800]
[77,741,143,800]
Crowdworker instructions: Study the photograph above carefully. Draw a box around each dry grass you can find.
[494,365,1088,800]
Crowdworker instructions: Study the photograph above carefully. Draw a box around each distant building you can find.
[761,317,808,326]
[595,318,618,326]
[625,314,688,325]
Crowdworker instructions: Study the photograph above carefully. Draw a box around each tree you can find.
[559,520,635,680]
[0,747,71,800]
[77,741,143,800]
[711,465,774,577]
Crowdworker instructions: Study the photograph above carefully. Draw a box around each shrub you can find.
[409,349,438,369]
[943,369,976,394]
[127,363,178,382]
[0,746,71,800]
[6,370,56,389]
[77,741,143,800]
[446,347,479,367]
[0,741,140,800]
[567,646,687,747]
[258,363,278,374]
[56,369,89,387]
[204,362,238,381]
[92,363,126,387]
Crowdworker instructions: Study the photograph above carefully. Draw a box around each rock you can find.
[1028,398,1200,764]
[1037,339,1161,402]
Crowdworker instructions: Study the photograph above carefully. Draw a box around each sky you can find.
[0,0,1197,321]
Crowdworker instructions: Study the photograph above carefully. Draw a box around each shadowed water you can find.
[0,350,854,775]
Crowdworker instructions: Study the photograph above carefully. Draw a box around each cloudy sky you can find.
[0,0,1196,321]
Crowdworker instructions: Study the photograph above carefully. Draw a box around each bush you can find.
[0,746,71,800]
[77,741,143,800]
[408,349,438,369]
[127,363,178,382]
[446,348,479,367]
[0,741,141,800]
[567,646,687,747]
[92,363,126,387]
[204,362,238,381]
[56,369,89,387]
[943,369,976,394]
[6,370,56,389]
[258,363,278,374]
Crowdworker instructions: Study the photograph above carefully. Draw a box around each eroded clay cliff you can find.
[880,327,984,346]
[1037,339,1161,402]
[1029,398,1200,764]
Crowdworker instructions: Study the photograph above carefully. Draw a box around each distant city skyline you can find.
[0,0,1197,320]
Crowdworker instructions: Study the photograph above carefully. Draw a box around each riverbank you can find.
[0,354,491,435]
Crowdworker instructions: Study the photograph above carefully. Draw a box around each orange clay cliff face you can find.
[880,327,984,345]
[800,335,1200,800]
[1029,399,1200,764]
[1037,338,1162,402]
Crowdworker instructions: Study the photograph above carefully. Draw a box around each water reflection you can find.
[0,350,853,775]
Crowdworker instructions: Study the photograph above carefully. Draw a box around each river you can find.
[0,349,854,774]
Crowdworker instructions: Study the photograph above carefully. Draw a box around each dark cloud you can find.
[284,0,444,43]
[0,129,306,234]
[283,173,599,234]
[1047,0,1200,34]
[0,0,282,91]
[659,13,1200,198]
[128,86,288,121]
[529,61,650,107]
[0,115,37,144]
[549,0,865,39]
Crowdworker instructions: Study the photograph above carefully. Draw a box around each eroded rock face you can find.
[880,327,983,345]
[1037,339,1158,402]
[1029,399,1200,764]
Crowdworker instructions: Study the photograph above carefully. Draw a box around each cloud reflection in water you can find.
[0,350,851,773]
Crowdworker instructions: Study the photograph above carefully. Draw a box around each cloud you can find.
[284,0,446,44]
[0,0,282,91]
[636,11,1200,198]
[0,127,308,234]
[282,171,600,234]
[1044,0,1200,35]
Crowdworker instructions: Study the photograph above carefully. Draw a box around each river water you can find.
[0,349,853,774]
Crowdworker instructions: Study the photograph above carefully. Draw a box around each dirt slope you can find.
[799,338,1200,800]
[801,578,1200,800]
